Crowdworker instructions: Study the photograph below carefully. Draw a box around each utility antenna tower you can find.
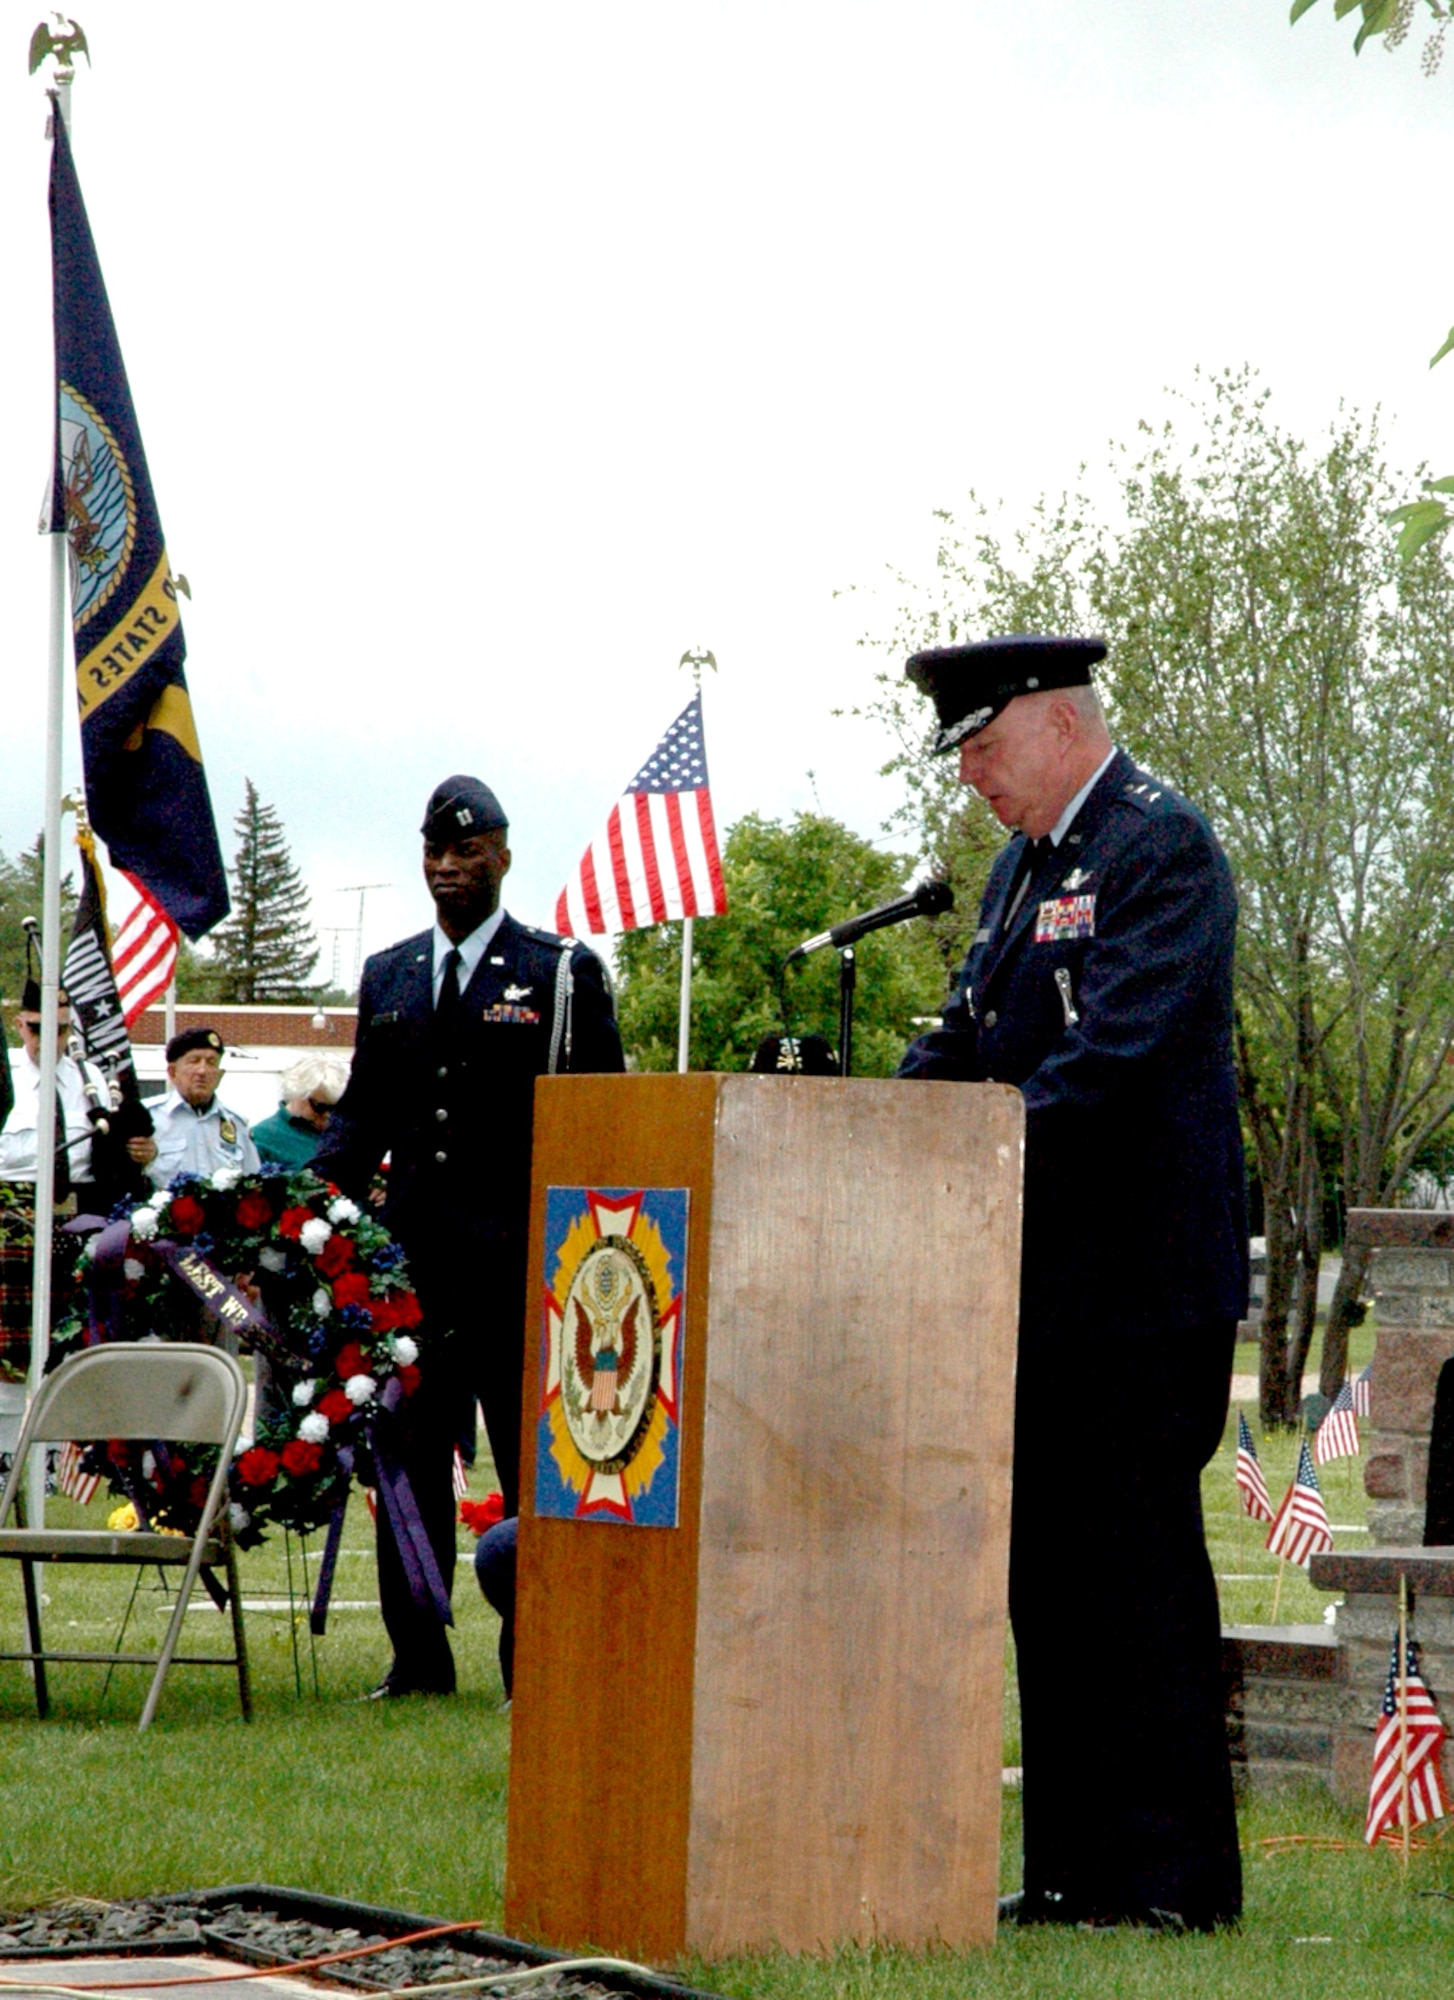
[339,883,390,991]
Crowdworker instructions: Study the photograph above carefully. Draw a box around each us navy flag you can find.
[45,97,229,939]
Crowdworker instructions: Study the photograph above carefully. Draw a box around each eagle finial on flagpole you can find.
[28,15,88,82]
[678,647,717,691]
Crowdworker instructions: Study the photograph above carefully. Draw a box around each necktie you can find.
[436,947,464,1031]
[1003,837,1046,929]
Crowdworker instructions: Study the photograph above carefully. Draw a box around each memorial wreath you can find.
[53,1166,426,1552]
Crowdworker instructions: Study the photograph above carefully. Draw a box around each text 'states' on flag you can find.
[46,97,228,940]
[556,690,727,937]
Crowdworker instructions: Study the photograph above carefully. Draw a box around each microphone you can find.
[785,879,954,964]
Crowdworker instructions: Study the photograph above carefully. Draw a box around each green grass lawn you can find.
[0,1323,1445,1999]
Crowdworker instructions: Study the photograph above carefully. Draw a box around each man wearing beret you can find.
[143,1027,259,1186]
[316,776,625,1699]
[898,636,1247,1932]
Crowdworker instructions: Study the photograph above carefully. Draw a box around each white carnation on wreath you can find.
[292,1379,317,1408]
[210,1166,241,1191]
[150,1188,173,1210]
[123,1258,146,1282]
[313,1288,332,1318]
[389,1334,418,1367]
[299,1218,332,1255]
[344,1373,377,1406]
[298,1412,330,1444]
[130,1207,159,1241]
[229,1503,251,1533]
[258,1245,288,1273]
[327,1197,360,1226]
[141,1450,156,1480]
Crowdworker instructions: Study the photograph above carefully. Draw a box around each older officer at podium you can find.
[317,776,624,1699]
[898,636,1247,1932]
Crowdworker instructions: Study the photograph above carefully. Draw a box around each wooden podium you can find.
[504,1073,1021,1959]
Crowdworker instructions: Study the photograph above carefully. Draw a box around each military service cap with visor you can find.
[906,633,1108,756]
[421,777,508,843]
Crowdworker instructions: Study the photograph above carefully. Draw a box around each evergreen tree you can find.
[211,781,319,1002]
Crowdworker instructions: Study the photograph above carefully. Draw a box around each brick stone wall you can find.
[1347,1214,1454,1543]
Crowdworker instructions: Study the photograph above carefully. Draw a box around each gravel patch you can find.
[0,1892,724,2000]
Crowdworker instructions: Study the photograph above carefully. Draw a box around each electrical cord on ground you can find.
[0,1967,666,2000]
[0,1919,502,1990]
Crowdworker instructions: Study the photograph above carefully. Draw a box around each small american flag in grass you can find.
[1235,1411,1273,1522]
[1352,1363,1372,1418]
[1265,1439,1333,1567]
[57,1440,99,1506]
[1365,1637,1450,1845]
[451,1447,469,1502]
[1314,1379,1360,1465]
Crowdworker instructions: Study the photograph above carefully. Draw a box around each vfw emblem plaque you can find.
[536,1187,687,1526]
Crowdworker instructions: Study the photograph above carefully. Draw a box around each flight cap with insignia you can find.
[905,633,1108,756]
[166,1026,224,1063]
[421,776,508,842]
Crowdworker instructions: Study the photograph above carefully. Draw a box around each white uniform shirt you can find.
[0,1050,107,1184]
[146,1089,260,1187]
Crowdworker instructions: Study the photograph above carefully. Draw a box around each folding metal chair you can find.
[0,1342,251,1729]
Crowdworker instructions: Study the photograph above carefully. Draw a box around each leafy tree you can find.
[858,371,1454,1424]
[210,781,319,1003]
[614,812,950,1077]
[1292,0,1454,556]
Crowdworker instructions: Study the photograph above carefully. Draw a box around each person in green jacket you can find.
[252,1055,347,1169]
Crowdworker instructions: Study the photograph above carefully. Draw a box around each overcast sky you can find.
[1,1,1448,975]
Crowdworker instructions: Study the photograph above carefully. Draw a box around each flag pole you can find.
[1269,1419,1304,1623]
[28,54,82,1532]
[1398,1570,1411,1872]
[676,917,693,1073]
[675,647,717,1077]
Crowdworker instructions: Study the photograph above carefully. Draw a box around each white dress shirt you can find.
[146,1090,260,1187]
[0,1050,107,1184]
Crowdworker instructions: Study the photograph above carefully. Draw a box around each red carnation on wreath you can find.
[315,1233,356,1278]
[330,1271,372,1311]
[237,1446,280,1487]
[236,1190,273,1231]
[168,1194,205,1236]
[372,1291,422,1332]
[317,1389,354,1424]
[277,1206,314,1240]
[396,1362,421,1396]
[281,1438,323,1477]
[333,1341,369,1382]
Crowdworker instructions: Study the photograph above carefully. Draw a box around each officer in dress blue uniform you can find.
[898,635,1248,1931]
[316,776,624,1698]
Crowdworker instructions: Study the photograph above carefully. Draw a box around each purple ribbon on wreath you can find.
[310,1445,352,1636]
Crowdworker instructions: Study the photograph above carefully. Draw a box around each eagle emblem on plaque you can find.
[537,1186,688,1525]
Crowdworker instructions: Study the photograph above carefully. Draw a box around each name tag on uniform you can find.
[481,1002,541,1025]
[1034,893,1096,943]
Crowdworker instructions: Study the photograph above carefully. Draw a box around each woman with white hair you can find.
[252,1054,348,1169]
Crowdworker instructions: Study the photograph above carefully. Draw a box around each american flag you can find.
[555,692,727,937]
[1265,1439,1334,1567]
[1352,1363,1372,1418]
[1365,1636,1450,1844]
[1235,1411,1274,1522]
[451,1446,469,1501]
[111,870,179,1026]
[1315,1379,1361,1465]
[57,1440,99,1506]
